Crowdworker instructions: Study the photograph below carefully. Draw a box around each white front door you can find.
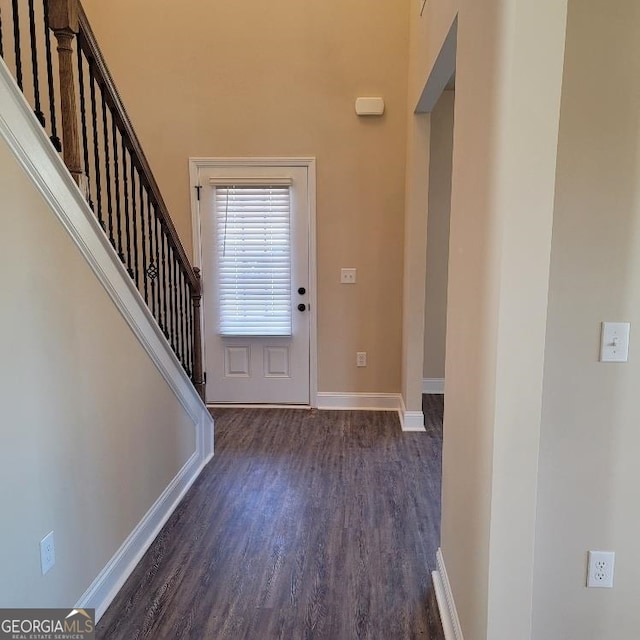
[198,163,311,404]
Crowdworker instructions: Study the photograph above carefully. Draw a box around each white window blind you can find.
[214,184,292,336]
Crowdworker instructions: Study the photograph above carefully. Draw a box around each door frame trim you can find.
[189,156,318,408]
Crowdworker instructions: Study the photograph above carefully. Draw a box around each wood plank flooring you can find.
[97,400,444,639]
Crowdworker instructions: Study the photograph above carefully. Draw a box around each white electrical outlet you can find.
[587,550,615,588]
[340,268,357,284]
[356,352,367,367]
[40,531,55,575]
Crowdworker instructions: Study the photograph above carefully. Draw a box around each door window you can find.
[214,184,292,336]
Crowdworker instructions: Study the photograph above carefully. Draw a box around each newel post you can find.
[192,268,205,401]
[48,0,84,187]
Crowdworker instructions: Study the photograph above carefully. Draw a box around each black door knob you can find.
[298,287,306,295]
[297,303,306,312]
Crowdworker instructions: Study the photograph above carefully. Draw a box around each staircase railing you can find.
[0,0,205,399]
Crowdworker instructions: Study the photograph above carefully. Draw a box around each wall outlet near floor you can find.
[587,550,615,588]
[356,352,367,367]
[40,531,55,575]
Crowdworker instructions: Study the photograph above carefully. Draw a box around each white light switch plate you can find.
[340,268,357,284]
[600,322,630,362]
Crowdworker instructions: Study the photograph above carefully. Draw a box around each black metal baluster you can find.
[169,248,177,354]
[156,212,163,329]
[152,198,160,321]
[130,160,139,289]
[122,146,133,279]
[140,178,149,304]
[167,244,175,349]
[164,231,171,342]
[186,283,193,378]
[182,273,189,372]
[76,41,93,209]
[147,195,158,319]
[177,268,186,369]
[11,0,23,90]
[183,280,190,376]
[101,89,114,246]
[176,268,183,368]
[163,237,175,344]
[172,255,180,360]
[185,278,192,374]
[27,0,45,126]
[42,0,61,151]
[183,273,190,372]
[190,285,196,379]
[158,216,168,337]
[111,118,124,261]
[153,216,164,333]
[165,242,173,346]
[180,273,186,369]
[89,62,103,227]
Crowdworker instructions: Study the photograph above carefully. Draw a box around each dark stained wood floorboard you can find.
[96,401,444,640]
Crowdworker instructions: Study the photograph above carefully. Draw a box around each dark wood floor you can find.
[97,398,444,639]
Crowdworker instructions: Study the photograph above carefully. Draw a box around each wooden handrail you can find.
[75,4,199,294]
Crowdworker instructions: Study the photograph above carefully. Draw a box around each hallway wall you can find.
[533,0,640,636]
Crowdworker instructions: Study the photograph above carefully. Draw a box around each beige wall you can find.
[0,137,196,606]
[81,0,410,394]
[423,90,454,380]
[406,0,568,637]
[533,0,640,637]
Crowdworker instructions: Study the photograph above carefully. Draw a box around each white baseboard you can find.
[207,403,312,410]
[423,378,445,394]
[432,548,464,640]
[401,411,426,431]
[0,59,215,621]
[76,447,213,621]
[399,396,425,432]
[316,392,402,411]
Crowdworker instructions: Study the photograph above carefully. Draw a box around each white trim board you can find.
[402,411,426,431]
[189,157,318,408]
[416,17,458,114]
[207,403,312,410]
[0,59,214,620]
[317,393,426,432]
[432,548,464,640]
[423,378,445,394]
[399,396,426,432]
[316,392,402,412]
